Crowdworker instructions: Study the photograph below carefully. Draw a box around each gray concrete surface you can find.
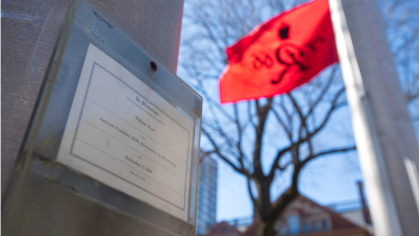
[1,0,184,193]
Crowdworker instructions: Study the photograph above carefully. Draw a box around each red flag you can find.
[219,0,338,103]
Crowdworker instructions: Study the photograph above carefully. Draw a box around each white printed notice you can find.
[58,44,194,221]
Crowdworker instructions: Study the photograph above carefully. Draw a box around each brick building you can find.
[198,221,242,236]
[242,195,372,236]
[199,193,372,236]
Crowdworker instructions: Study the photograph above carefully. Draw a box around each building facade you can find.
[196,156,218,235]
[242,195,372,236]
[201,193,372,236]
[198,221,242,236]
[207,182,373,236]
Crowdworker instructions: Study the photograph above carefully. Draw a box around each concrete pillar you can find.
[329,0,419,235]
[1,0,184,192]
[1,0,187,235]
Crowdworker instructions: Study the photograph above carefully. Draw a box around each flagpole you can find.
[329,0,419,235]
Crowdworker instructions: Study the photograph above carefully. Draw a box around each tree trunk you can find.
[255,180,277,236]
[257,220,276,236]
[254,177,301,236]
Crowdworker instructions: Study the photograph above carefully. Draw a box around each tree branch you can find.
[301,145,357,166]
[201,127,247,175]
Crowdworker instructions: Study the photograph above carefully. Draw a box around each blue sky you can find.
[178,0,419,223]
[216,150,363,220]
[214,102,364,221]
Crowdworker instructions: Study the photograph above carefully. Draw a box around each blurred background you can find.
[176,0,419,235]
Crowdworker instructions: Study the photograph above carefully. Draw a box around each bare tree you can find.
[179,0,419,236]
[381,0,419,126]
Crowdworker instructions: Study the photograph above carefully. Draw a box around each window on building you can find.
[302,222,309,232]
[322,220,329,230]
[312,221,318,232]
[279,226,287,236]
[287,214,300,234]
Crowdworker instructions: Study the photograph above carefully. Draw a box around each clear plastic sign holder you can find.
[2,1,202,235]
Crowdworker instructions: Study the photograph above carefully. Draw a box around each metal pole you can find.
[329,0,419,235]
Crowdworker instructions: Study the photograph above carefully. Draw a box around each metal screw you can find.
[150,61,157,72]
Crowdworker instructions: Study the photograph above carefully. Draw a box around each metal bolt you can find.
[150,61,157,72]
